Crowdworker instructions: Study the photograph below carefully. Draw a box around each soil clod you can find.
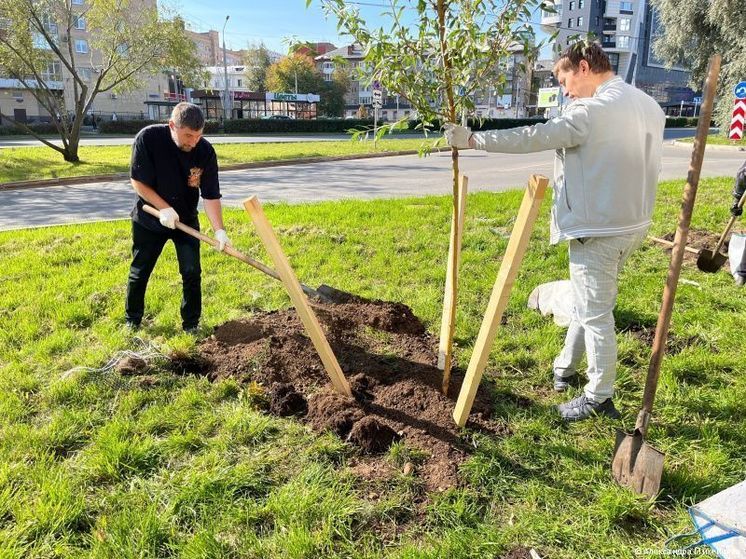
[197,295,504,490]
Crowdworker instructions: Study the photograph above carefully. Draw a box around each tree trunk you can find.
[437,0,461,395]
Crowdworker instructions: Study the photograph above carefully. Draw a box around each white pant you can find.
[553,231,647,401]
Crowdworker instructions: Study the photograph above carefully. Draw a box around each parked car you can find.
[261,114,292,120]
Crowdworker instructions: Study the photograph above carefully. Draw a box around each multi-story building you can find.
[315,44,416,121]
[540,0,693,105]
[0,0,191,124]
[316,43,533,120]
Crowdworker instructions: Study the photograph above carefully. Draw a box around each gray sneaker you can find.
[734,274,746,286]
[553,372,576,392]
[557,394,620,421]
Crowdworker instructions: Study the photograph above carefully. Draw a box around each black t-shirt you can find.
[130,124,221,230]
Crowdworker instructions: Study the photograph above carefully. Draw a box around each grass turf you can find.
[0,177,744,557]
[0,137,438,184]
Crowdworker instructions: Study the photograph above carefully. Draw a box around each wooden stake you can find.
[438,175,468,390]
[243,196,352,397]
[452,175,549,427]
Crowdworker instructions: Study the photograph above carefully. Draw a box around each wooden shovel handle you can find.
[637,54,721,435]
[712,190,746,255]
[142,204,282,281]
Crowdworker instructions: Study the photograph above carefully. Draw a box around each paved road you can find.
[0,128,714,148]
[1,141,743,231]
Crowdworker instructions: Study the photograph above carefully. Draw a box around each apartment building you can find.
[0,0,222,124]
[540,0,693,105]
[315,44,416,121]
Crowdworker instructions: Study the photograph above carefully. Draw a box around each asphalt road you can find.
[1,141,743,231]
[0,127,716,148]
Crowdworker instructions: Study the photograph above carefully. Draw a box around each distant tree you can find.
[265,53,321,94]
[650,0,746,131]
[243,41,272,91]
[318,63,350,117]
[0,0,204,162]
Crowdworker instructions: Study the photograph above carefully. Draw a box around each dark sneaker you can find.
[183,325,200,335]
[734,274,746,286]
[553,372,576,392]
[557,394,620,421]
[125,320,141,331]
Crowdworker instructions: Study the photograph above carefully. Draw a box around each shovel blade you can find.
[696,249,728,273]
[611,430,665,498]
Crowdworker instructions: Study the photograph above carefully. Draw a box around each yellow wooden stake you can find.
[452,175,549,427]
[438,175,468,390]
[243,196,352,397]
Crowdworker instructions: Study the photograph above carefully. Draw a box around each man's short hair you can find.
[170,102,205,131]
[555,41,612,74]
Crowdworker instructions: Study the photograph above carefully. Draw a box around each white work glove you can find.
[214,229,231,252]
[159,207,179,229]
[443,123,472,149]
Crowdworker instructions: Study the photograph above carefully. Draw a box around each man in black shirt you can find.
[125,102,230,332]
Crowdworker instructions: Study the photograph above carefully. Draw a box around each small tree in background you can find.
[315,0,547,391]
[265,53,320,94]
[650,0,746,132]
[243,41,273,92]
[0,0,203,162]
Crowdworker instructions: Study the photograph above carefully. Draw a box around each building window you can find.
[79,67,92,81]
[619,17,631,31]
[42,60,62,81]
[617,35,630,48]
[237,78,242,87]
[75,39,88,53]
[568,18,572,27]
[595,16,600,25]
[74,16,85,30]
[608,52,619,71]
[71,0,83,4]
[577,16,584,26]
[359,95,371,105]
[620,1,633,12]
[579,0,584,6]
[569,1,574,9]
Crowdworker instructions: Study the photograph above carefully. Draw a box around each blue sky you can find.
[175,0,551,57]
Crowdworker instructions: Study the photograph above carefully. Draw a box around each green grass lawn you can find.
[0,138,438,184]
[680,134,746,146]
[1,178,745,558]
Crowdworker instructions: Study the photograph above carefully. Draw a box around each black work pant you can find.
[125,219,201,329]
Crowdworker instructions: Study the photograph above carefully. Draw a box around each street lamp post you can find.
[222,15,230,121]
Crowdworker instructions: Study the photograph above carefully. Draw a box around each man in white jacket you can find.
[445,41,666,421]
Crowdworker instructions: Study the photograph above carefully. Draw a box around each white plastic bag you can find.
[728,233,746,276]
[527,280,573,327]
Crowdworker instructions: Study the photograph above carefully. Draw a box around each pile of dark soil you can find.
[195,294,506,490]
[659,229,733,266]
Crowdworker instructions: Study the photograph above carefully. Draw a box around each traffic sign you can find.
[734,81,746,100]
[372,89,382,100]
[729,98,745,140]
[373,80,381,91]
[692,96,702,105]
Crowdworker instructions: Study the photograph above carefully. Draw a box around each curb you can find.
[0,147,450,192]
[672,140,746,151]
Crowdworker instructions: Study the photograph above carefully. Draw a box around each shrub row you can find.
[223,118,377,134]
[98,119,221,134]
[0,122,59,135]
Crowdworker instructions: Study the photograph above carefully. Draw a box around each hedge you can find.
[0,122,59,136]
[98,119,222,134]
[223,118,377,134]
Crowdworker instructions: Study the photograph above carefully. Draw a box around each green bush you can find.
[0,122,59,136]
[664,117,713,128]
[98,119,222,135]
[410,117,547,132]
[223,118,375,134]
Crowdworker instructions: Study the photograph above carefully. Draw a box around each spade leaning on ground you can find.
[445,41,666,421]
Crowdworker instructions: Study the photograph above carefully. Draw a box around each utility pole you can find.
[222,15,230,121]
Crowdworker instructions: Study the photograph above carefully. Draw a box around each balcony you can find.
[603,22,617,31]
[163,92,187,102]
[601,40,616,49]
[0,77,63,90]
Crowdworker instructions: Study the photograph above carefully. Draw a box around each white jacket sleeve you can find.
[472,102,591,154]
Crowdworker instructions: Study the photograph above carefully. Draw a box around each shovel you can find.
[696,190,746,273]
[142,204,344,303]
[611,54,721,498]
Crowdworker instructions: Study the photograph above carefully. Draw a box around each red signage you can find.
[730,99,745,141]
